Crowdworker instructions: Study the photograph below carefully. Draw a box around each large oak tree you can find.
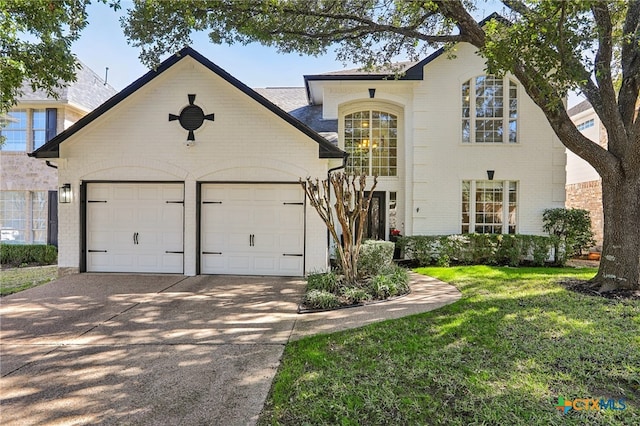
[121,0,640,292]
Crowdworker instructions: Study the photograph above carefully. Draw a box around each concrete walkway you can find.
[0,272,460,425]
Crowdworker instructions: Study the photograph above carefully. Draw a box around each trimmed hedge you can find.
[0,244,58,267]
[396,234,559,267]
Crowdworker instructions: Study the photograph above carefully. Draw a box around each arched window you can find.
[344,110,397,176]
[462,75,518,144]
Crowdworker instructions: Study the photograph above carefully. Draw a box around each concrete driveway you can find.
[0,273,460,425]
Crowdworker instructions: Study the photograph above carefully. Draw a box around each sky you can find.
[72,1,581,107]
[72,1,503,91]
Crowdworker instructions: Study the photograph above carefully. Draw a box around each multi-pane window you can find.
[576,118,594,131]
[345,110,398,176]
[462,76,518,144]
[32,109,47,149]
[462,180,517,234]
[0,191,48,244]
[0,192,27,243]
[1,108,54,151]
[1,110,28,151]
[32,192,47,244]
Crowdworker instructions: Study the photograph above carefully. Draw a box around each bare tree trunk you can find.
[592,174,640,292]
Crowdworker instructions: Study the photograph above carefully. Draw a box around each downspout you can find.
[326,153,349,248]
[45,161,58,169]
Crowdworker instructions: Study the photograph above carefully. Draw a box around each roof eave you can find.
[31,46,345,160]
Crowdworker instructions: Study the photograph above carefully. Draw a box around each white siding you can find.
[567,109,601,184]
[317,43,565,237]
[57,57,330,275]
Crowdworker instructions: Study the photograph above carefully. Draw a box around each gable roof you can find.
[303,12,506,102]
[18,61,117,111]
[567,99,592,117]
[30,47,345,159]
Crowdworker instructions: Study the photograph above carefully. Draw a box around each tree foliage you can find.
[0,0,121,115]
[301,172,377,285]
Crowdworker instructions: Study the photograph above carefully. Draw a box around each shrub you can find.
[358,240,395,277]
[303,290,341,310]
[0,244,57,267]
[543,208,596,263]
[368,266,410,299]
[340,287,372,305]
[398,234,555,267]
[306,271,341,293]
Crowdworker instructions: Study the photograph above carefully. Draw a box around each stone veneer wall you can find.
[565,179,603,249]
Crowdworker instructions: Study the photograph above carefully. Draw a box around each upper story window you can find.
[344,110,397,176]
[1,108,55,152]
[462,75,518,144]
[1,110,28,151]
[576,118,594,131]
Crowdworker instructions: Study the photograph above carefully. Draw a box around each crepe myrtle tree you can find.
[301,173,378,285]
[122,0,640,291]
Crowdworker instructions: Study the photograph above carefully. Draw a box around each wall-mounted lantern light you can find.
[368,88,376,98]
[487,170,495,181]
[59,183,72,203]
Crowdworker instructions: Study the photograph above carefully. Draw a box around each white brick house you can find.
[32,45,565,276]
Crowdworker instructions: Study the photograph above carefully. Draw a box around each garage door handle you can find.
[249,234,254,246]
[88,250,107,253]
[283,202,303,205]
[203,252,222,255]
[283,253,303,257]
[133,232,139,244]
[165,251,183,254]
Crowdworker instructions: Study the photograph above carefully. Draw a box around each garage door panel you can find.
[112,186,136,201]
[86,183,184,273]
[200,183,304,276]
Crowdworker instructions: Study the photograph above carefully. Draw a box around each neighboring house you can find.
[566,100,604,248]
[0,63,116,246]
[31,43,565,277]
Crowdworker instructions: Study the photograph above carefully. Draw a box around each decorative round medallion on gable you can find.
[169,94,214,141]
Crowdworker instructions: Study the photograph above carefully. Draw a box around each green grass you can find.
[0,265,57,296]
[259,266,639,425]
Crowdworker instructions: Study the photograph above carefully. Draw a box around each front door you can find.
[364,191,385,240]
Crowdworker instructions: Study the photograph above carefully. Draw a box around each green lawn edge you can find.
[259,266,639,425]
[0,265,57,296]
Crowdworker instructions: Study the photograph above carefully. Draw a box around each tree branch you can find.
[620,0,640,144]
[591,3,628,158]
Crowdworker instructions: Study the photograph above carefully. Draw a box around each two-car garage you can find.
[84,182,305,276]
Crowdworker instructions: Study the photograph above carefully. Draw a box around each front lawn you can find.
[259,266,639,425]
[0,265,57,296]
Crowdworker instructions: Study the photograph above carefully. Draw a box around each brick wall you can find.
[565,179,603,248]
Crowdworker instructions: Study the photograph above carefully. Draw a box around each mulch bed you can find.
[559,278,640,301]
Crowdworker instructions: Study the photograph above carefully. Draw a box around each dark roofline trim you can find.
[30,46,345,159]
[303,12,506,102]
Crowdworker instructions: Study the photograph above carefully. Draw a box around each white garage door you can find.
[86,183,184,273]
[200,183,304,276]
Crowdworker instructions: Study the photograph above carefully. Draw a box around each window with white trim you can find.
[0,191,48,244]
[1,108,54,152]
[344,110,398,176]
[1,110,28,151]
[576,118,594,131]
[462,180,517,234]
[32,191,47,244]
[462,75,518,144]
